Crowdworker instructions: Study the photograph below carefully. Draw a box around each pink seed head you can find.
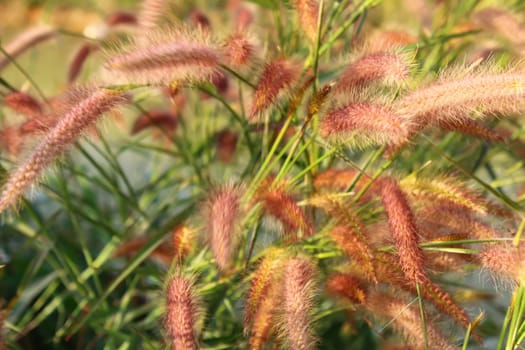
[249,59,299,120]
[164,275,202,350]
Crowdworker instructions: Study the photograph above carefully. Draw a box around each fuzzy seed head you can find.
[69,43,98,84]
[223,33,255,68]
[394,71,525,124]
[0,26,55,72]
[249,59,299,119]
[295,0,320,42]
[480,245,525,285]
[259,183,313,240]
[380,177,426,283]
[3,92,43,118]
[320,102,408,148]
[106,11,138,27]
[325,273,366,304]
[281,256,318,350]
[105,28,221,85]
[138,0,168,31]
[329,225,377,283]
[215,129,238,163]
[204,184,243,270]
[131,110,178,137]
[335,52,409,92]
[0,87,128,213]
[165,275,202,350]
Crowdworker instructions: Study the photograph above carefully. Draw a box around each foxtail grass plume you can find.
[131,110,178,138]
[249,59,299,120]
[0,87,129,213]
[325,273,366,304]
[394,69,525,124]
[258,181,313,240]
[320,102,409,148]
[137,0,168,32]
[172,225,196,262]
[294,0,320,42]
[0,127,23,156]
[215,129,238,163]
[380,177,426,283]
[68,43,99,84]
[106,11,138,27]
[480,245,525,286]
[245,248,287,331]
[204,183,243,270]
[281,256,318,350]
[164,274,202,350]
[335,52,410,92]
[0,26,56,72]
[3,91,43,118]
[105,27,221,85]
[365,291,456,350]
[473,8,525,49]
[223,33,255,68]
[438,117,504,142]
[400,175,498,216]
[329,225,377,283]
[380,177,471,329]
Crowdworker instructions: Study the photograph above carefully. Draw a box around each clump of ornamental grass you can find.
[4,1,525,349]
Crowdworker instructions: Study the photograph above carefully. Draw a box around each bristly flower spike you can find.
[335,52,410,92]
[204,183,243,270]
[294,0,320,42]
[105,27,221,85]
[0,87,129,213]
[164,274,203,350]
[280,256,318,350]
[320,102,409,148]
[249,59,299,120]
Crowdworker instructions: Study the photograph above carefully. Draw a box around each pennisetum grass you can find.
[2,0,525,349]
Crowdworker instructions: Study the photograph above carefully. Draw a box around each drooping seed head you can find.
[0,87,129,213]
[325,273,366,304]
[280,256,318,350]
[380,176,425,283]
[137,0,168,32]
[364,291,457,350]
[3,91,43,118]
[106,11,138,27]
[394,69,525,124]
[0,25,56,72]
[249,59,300,120]
[329,225,377,283]
[68,43,99,84]
[258,180,313,240]
[480,245,525,286]
[335,52,410,92]
[131,110,178,138]
[223,33,256,68]
[320,102,409,148]
[105,27,221,85]
[215,129,238,163]
[294,0,320,42]
[204,183,243,270]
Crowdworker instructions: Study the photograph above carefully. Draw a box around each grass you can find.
[2,0,525,349]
